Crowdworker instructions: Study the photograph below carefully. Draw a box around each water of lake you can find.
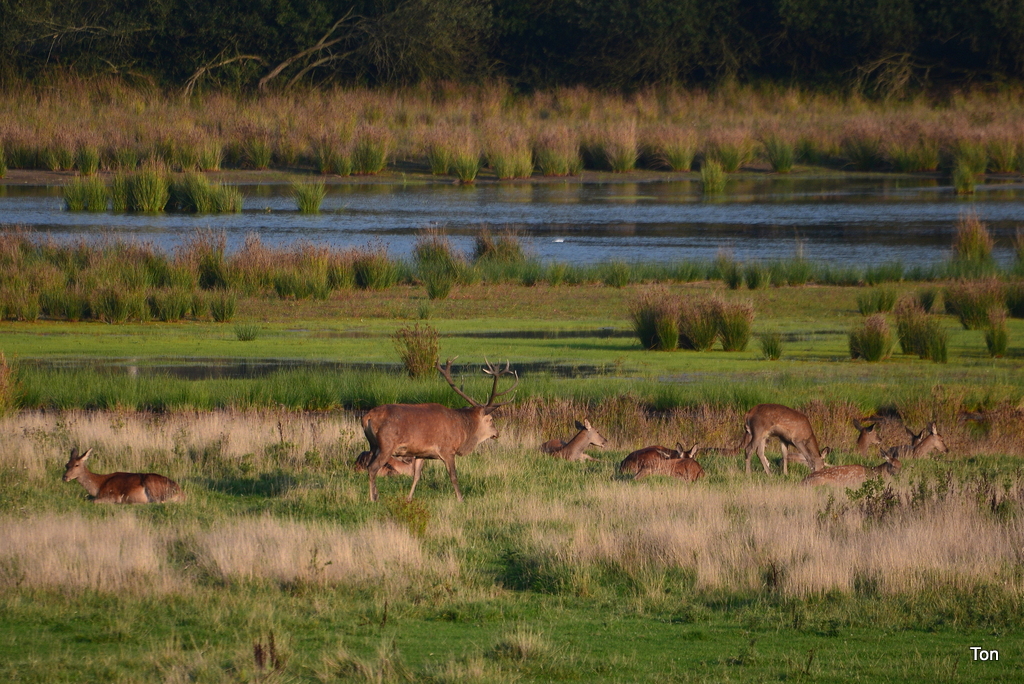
[2,176,1023,266]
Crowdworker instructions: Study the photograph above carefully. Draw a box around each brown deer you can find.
[853,418,882,457]
[904,422,949,458]
[362,358,518,502]
[618,440,700,479]
[353,450,414,476]
[619,443,704,481]
[62,448,184,503]
[540,420,608,461]
[802,448,901,488]
[743,404,830,475]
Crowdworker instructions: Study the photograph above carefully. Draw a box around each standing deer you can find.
[540,420,608,461]
[362,358,519,502]
[62,448,184,503]
[853,418,882,457]
[904,422,949,458]
[743,404,830,475]
[619,443,704,481]
[802,449,902,487]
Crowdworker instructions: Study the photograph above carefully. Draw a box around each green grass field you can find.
[1,280,1023,682]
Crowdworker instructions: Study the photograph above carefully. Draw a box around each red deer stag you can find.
[743,404,830,475]
[619,443,704,481]
[62,448,185,503]
[853,418,882,457]
[540,419,608,461]
[904,422,949,458]
[802,448,901,488]
[614,444,704,481]
[362,358,519,502]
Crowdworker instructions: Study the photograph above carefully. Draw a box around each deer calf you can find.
[619,443,704,481]
[904,422,949,458]
[853,418,882,457]
[802,449,901,488]
[62,448,184,503]
[540,419,608,461]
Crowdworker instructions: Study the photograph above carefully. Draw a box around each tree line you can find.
[2,0,1022,92]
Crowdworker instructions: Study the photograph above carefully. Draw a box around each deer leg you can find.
[366,449,390,502]
[406,458,426,501]
[780,443,789,476]
[442,456,464,502]
[756,438,772,475]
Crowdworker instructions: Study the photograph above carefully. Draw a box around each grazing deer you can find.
[853,418,882,457]
[743,404,830,475]
[353,450,414,476]
[618,440,700,479]
[362,358,519,502]
[540,419,608,461]
[802,449,901,488]
[619,443,704,481]
[62,448,184,503]
[904,422,949,458]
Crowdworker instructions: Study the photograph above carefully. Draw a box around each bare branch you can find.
[184,52,266,98]
[258,10,357,92]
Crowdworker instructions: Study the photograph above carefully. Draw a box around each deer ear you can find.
[583,419,592,429]
[820,447,832,458]
[81,448,93,461]
[866,423,875,432]
[575,420,586,430]
[929,422,938,435]
[70,447,79,459]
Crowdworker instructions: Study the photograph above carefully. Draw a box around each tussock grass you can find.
[292,180,327,214]
[951,213,995,274]
[233,322,261,341]
[952,161,976,195]
[533,127,582,176]
[393,323,440,378]
[944,279,1005,329]
[849,314,894,362]
[352,126,392,175]
[894,298,947,363]
[74,145,100,175]
[856,286,897,315]
[63,177,108,211]
[761,134,794,173]
[758,331,783,360]
[842,133,882,171]
[887,140,939,172]
[169,172,242,213]
[984,308,1009,358]
[699,159,725,194]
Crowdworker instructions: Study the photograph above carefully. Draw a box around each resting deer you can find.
[904,422,949,458]
[362,357,519,502]
[802,448,902,488]
[619,443,704,481]
[353,450,414,476]
[743,404,830,475]
[62,448,184,503]
[853,418,882,457]
[540,419,608,461]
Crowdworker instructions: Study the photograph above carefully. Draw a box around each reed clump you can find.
[849,314,894,362]
[679,297,721,351]
[74,145,100,175]
[629,286,678,351]
[393,323,440,378]
[857,286,897,315]
[759,331,783,360]
[743,262,771,289]
[486,129,533,180]
[700,159,725,195]
[414,229,470,300]
[894,298,947,363]
[352,127,392,175]
[944,279,1006,329]
[168,173,242,213]
[292,180,327,214]
[234,322,261,341]
[209,293,236,322]
[718,300,755,351]
[887,140,939,172]
[950,213,995,276]
[63,177,108,211]
[761,134,795,173]
[984,308,1009,358]
[644,126,696,171]
[353,244,399,290]
[533,127,582,176]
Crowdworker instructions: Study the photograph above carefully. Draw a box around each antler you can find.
[481,357,519,408]
[437,357,483,407]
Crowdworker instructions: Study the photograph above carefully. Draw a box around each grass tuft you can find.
[984,308,1008,358]
[700,159,725,194]
[759,331,783,360]
[63,177,108,211]
[849,314,894,362]
[856,287,897,315]
[393,323,439,378]
[234,322,261,341]
[292,180,327,214]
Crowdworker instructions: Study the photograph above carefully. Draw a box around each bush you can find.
[857,287,897,315]
[984,308,1008,358]
[759,331,783,360]
[393,323,439,378]
[849,314,894,362]
[718,300,754,351]
[944,279,1005,329]
[679,297,721,351]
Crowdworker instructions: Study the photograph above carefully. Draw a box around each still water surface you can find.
[2,177,1023,266]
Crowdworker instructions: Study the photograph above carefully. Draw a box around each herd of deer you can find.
[61,359,949,504]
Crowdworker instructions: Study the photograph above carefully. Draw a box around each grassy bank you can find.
[1,410,1022,682]
[3,82,1024,182]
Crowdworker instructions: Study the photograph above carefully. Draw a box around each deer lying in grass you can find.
[619,443,704,481]
[62,448,184,503]
[362,357,519,502]
[853,417,882,457]
[904,422,949,458]
[539,419,608,461]
[743,404,830,475]
[802,448,902,488]
[353,450,413,476]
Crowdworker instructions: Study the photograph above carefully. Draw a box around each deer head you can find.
[63,447,93,482]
